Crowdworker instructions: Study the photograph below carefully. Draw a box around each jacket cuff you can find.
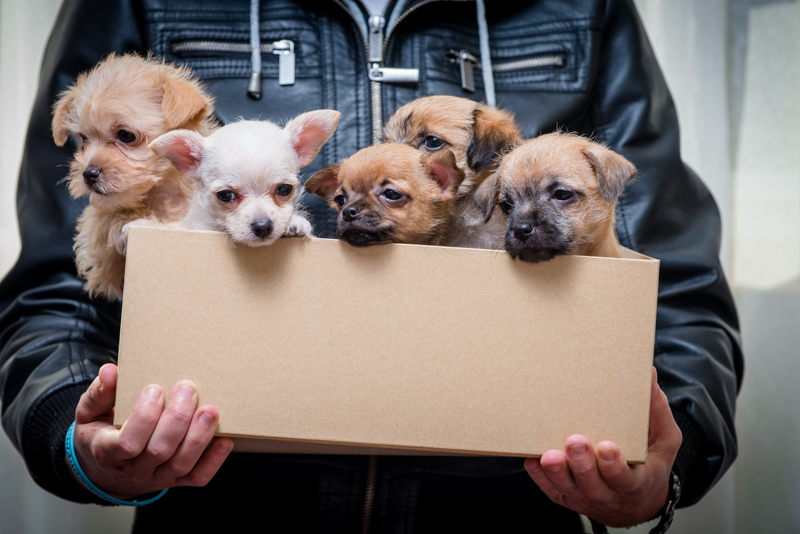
[670,409,706,507]
[23,382,110,505]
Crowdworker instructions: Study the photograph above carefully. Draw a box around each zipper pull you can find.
[272,39,295,86]
[448,49,479,92]
[367,16,419,83]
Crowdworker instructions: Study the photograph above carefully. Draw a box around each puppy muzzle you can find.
[83,165,106,193]
[504,218,574,264]
[251,219,274,240]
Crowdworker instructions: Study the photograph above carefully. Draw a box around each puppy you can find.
[382,95,521,248]
[150,110,341,246]
[304,143,465,246]
[473,132,637,263]
[52,54,215,300]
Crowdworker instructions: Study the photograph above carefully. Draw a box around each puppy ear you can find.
[149,130,206,175]
[471,171,502,222]
[52,89,77,147]
[161,76,214,130]
[424,150,466,200]
[582,145,638,203]
[305,164,342,204]
[465,105,521,173]
[284,110,342,167]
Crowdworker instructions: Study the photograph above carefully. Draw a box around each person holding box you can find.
[0,0,741,532]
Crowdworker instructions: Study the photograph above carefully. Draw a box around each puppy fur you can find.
[473,132,637,263]
[150,110,341,246]
[305,143,465,246]
[383,95,521,249]
[52,53,216,300]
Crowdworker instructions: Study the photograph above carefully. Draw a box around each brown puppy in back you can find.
[383,95,521,249]
[473,132,637,263]
[52,54,216,299]
[305,143,465,246]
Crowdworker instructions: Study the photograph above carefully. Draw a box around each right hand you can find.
[70,363,233,499]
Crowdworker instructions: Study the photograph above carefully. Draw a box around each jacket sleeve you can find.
[593,0,743,506]
[0,0,146,503]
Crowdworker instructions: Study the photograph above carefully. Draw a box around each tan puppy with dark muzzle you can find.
[305,143,465,246]
[383,95,521,249]
[473,132,637,263]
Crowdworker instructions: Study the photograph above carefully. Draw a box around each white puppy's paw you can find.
[282,213,313,238]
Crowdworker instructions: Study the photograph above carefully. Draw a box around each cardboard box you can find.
[114,227,659,462]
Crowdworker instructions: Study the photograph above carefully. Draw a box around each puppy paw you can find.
[119,217,163,255]
[283,214,313,238]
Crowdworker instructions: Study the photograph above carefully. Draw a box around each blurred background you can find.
[0,0,797,532]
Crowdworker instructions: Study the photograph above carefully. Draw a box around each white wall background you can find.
[1,0,798,532]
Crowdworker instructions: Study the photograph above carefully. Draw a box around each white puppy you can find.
[149,110,340,246]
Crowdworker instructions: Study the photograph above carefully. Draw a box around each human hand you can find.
[69,363,233,499]
[524,367,682,528]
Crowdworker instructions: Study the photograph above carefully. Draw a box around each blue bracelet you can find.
[65,421,168,506]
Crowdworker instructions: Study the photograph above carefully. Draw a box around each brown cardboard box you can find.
[114,226,659,462]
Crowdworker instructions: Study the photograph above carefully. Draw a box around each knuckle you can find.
[185,471,211,487]
[168,461,193,479]
[163,407,193,426]
[117,436,141,458]
[146,443,172,464]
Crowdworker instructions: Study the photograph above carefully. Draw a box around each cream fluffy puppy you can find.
[149,110,340,245]
[52,54,216,299]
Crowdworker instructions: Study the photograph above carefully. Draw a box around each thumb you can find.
[75,363,118,424]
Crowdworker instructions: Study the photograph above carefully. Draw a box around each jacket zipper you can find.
[170,39,296,85]
[333,0,470,144]
[447,48,564,92]
[361,455,378,534]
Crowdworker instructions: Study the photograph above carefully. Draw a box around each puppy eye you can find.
[553,190,574,201]
[382,189,403,201]
[217,190,237,203]
[499,199,514,214]
[78,134,88,144]
[423,135,445,151]
[276,184,294,197]
[334,194,347,207]
[117,130,136,143]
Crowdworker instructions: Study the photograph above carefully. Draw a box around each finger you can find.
[114,384,164,461]
[139,381,198,468]
[538,449,578,496]
[595,440,638,493]
[75,364,118,424]
[524,458,565,505]
[564,435,612,502]
[176,438,234,488]
[156,406,220,480]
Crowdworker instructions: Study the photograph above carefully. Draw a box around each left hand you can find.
[524,367,682,528]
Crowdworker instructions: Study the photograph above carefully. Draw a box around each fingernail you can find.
[599,448,616,462]
[569,444,586,457]
[217,440,233,453]
[199,412,216,425]
[144,387,160,402]
[178,385,195,398]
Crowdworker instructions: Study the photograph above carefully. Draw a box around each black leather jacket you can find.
[0,0,742,531]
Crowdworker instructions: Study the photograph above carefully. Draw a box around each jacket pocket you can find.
[423,18,597,94]
[145,7,325,124]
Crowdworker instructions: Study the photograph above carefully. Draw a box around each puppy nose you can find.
[342,205,361,222]
[83,165,101,186]
[513,221,535,240]
[251,219,274,239]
